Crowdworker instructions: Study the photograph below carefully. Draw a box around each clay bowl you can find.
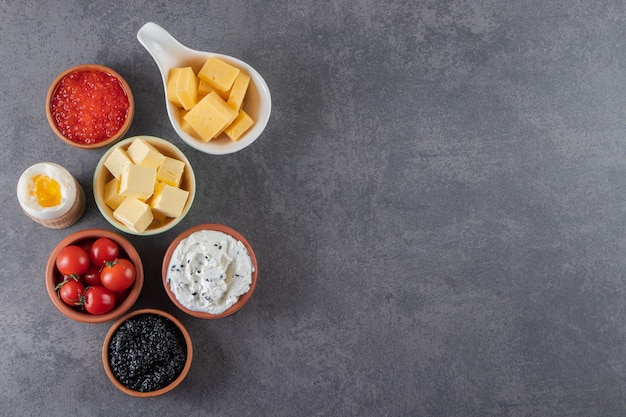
[46,64,135,149]
[93,135,196,236]
[102,308,193,397]
[161,223,258,319]
[45,228,144,324]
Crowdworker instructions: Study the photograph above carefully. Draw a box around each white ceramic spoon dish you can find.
[137,22,271,155]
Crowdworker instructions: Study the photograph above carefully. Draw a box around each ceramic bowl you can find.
[137,22,271,155]
[164,54,271,155]
[93,135,196,236]
[102,308,193,397]
[46,64,135,149]
[45,228,144,324]
[161,223,258,319]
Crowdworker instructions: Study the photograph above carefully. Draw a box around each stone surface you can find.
[2,0,626,415]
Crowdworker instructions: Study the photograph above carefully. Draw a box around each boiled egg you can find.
[17,162,76,220]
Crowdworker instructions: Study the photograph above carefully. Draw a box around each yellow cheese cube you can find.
[197,79,212,97]
[175,67,198,111]
[119,165,156,201]
[226,71,250,112]
[166,68,183,107]
[103,178,125,210]
[183,91,238,141]
[178,109,200,139]
[149,182,189,218]
[156,156,186,187]
[181,121,200,140]
[113,197,154,233]
[127,138,165,168]
[198,79,230,100]
[198,57,240,94]
[103,147,133,180]
[224,110,254,141]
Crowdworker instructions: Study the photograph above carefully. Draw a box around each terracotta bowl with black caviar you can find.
[102,309,193,397]
[46,64,135,149]
[45,228,144,324]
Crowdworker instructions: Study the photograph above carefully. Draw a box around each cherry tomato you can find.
[90,237,119,266]
[56,278,85,307]
[83,286,115,315]
[100,258,136,292]
[83,264,102,287]
[56,245,90,276]
[114,287,131,305]
[77,239,94,255]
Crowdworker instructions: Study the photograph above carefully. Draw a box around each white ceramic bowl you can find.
[138,22,271,155]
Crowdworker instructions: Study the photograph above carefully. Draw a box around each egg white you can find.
[17,162,76,220]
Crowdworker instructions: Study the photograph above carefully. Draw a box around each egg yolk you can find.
[30,174,62,207]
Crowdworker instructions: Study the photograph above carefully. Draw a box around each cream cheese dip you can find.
[166,230,254,314]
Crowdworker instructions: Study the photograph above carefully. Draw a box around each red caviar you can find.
[51,70,129,145]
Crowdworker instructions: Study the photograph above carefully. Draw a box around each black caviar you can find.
[108,313,187,393]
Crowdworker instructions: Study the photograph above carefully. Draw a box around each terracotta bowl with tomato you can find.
[45,228,144,323]
[46,64,135,149]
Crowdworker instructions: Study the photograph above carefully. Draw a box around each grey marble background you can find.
[2,0,626,416]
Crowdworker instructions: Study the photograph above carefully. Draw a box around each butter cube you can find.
[119,164,156,201]
[226,71,250,112]
[175,67,198,111]
[127,138,165,169]
[104,147,133,180]
[156,156,186,187]
[183,91,238,141]
[224,110,254,141]
[198,57,240,94]
[166,68,183,107]
[149,182,189,218]
[151,207,168,223]
[103,178,125,210]
[113,197,154,233]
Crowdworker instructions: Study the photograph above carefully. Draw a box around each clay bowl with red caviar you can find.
[161,223,258,319]
[45,228,144,323]
[46,64,135,149]
[102,309,192,397]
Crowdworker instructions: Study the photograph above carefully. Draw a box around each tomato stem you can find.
[104,259,119,268]
[77,294,87,309]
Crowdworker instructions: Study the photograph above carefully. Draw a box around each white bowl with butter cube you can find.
[93,136,196,235]
[137,22,271,155]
